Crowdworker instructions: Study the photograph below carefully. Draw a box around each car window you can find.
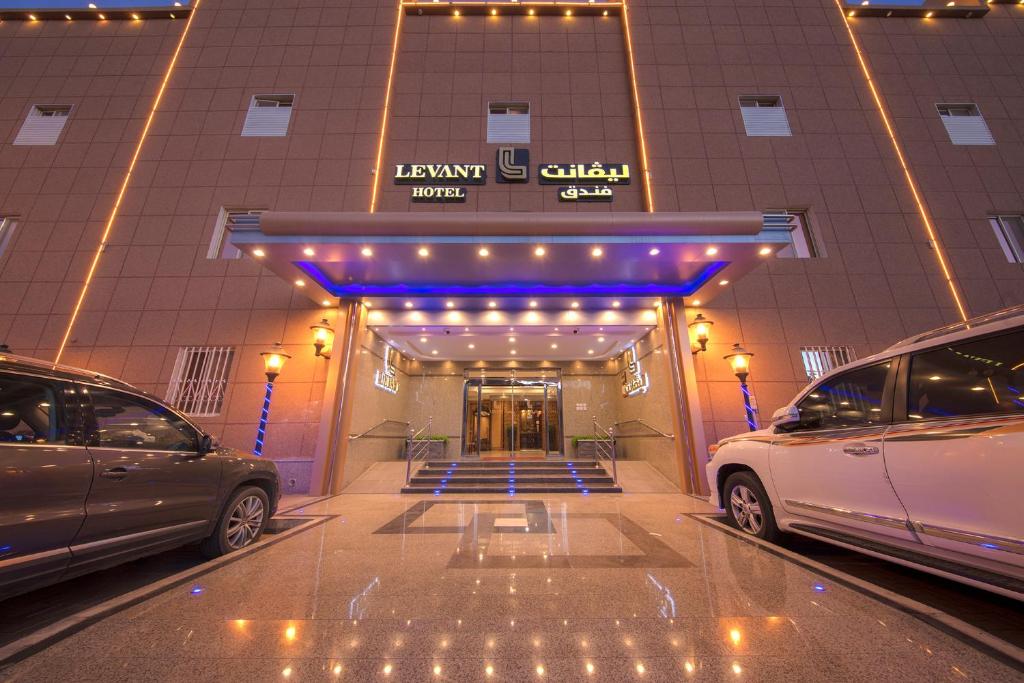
[793,362,890,431]
[908,328,1024,420]
[86,387,197,452]
[0,373,63,444]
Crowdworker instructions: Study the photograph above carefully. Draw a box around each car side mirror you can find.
[198,433,214,454]
[771,406,801,430]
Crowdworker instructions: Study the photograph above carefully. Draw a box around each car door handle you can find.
[842,444,879,457]
[100,466,129,480]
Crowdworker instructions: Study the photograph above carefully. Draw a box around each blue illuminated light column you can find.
[254,342,291,457]
[723,343,758,432]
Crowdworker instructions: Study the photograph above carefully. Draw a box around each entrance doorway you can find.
[462,369,563,458]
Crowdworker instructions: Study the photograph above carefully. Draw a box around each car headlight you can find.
[707,443,720,462]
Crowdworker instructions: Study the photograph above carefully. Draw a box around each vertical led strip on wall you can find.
[54,3,203,364]
[369,3,405,213]
[620,0,654,213]
[835,2,969,322]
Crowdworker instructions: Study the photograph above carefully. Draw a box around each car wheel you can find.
[723,471,780,542]
[201,486,270,558]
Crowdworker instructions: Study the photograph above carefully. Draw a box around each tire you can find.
[201,486,270,558]
[723,471,780,543]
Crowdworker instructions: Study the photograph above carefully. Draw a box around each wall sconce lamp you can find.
[310,318,335,358]
[723,343,758,431]
[688,313,714,354]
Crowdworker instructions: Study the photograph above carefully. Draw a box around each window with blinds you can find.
[0,217,15,259]
[989,215,1024,263]
[165,346,235,417]
[764,210,819,258]
[936,104,994,146]
[13,105,72,145]
[739,96,792,137]
[241,94,294,137]
[800,346,857,382]
[487,101,530,143]
[207,208,263,259]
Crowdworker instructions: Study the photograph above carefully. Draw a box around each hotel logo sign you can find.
[496,147,529,183]
[374,346,399,395]
[621,344,650,397]
[394,163,485,203]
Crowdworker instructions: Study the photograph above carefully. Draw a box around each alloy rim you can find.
[226,495,265,549]
[729,485,763,535]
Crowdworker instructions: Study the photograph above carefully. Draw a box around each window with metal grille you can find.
[0,217,15,259]
[989,215,1024,263]
[165,346,235,417]
[241,94,294,137]
[764,210,819,258]
[800,346,857,382]
[13,105,72,145]
[207,208,263,259]
[936,103,994,145]
[739,96,791,137]
[487,101,530,143]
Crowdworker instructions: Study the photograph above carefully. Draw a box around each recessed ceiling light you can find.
[446,300,455,308]
[478,247,490,257]
[431,349,438,355]
[706,246,718,256]
[692,299,701,306]
[468,343,476,349]
[321,300,331,306]
[509,337,516,343]
[404,301,414,308]
[551,343,558,349]
[598,336,605,342]
[611,300,621,308]
[488,301,497,308]
[303,247,315,256]
[294,280,305,287]
[759,247,771,255]
[529,300,538,308]
[591,247,603,258]
[252,248,265,257]
[361,247,373,257]
[418,247,430,258]
[587,349,594,355]
[420,336,428,343]
[534,246,546,257]
[510,349,517,355]
[718,279,729,286]
[570,301,580,309]
[649,247,660,256]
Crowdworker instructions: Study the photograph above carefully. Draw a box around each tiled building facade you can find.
[1,0,1022,493]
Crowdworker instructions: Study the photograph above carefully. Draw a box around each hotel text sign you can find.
[374,346,399,395]
[394,155,629,203]
[621,345,650,398]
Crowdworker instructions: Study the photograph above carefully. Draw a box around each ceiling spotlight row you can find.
[252,244,768,260]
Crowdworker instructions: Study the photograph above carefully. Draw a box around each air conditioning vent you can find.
[13,105,72,145]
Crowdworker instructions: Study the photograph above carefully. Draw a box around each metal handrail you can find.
[592,416,618,485]
[349,419,409,441]
[612,419,674,439]
[405,416,434,484]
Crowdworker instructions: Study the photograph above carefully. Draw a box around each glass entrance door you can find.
[462,370,563,458]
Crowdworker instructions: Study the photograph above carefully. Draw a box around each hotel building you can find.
[1,0,1023,495]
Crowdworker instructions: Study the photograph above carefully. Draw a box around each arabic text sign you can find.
[538,163,631,185]
[558,186,613,202]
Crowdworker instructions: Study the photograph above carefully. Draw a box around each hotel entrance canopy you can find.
[230,211,789,309]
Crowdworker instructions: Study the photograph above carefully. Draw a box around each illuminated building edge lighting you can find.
[293,261,728,298]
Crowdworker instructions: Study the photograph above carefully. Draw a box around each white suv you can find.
[706,305,1024,599]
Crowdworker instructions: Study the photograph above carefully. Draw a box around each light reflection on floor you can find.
[1,493,1018,682]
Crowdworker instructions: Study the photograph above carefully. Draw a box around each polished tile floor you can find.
[2,492,1020,682]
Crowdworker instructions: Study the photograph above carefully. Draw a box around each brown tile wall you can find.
[2,0,1023,462]
[376,13,643,212]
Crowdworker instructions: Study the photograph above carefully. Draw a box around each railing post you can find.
[405,425,414,484]
[609,425,617,485]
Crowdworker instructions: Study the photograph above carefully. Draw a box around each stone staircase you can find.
[400,459,622,494]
